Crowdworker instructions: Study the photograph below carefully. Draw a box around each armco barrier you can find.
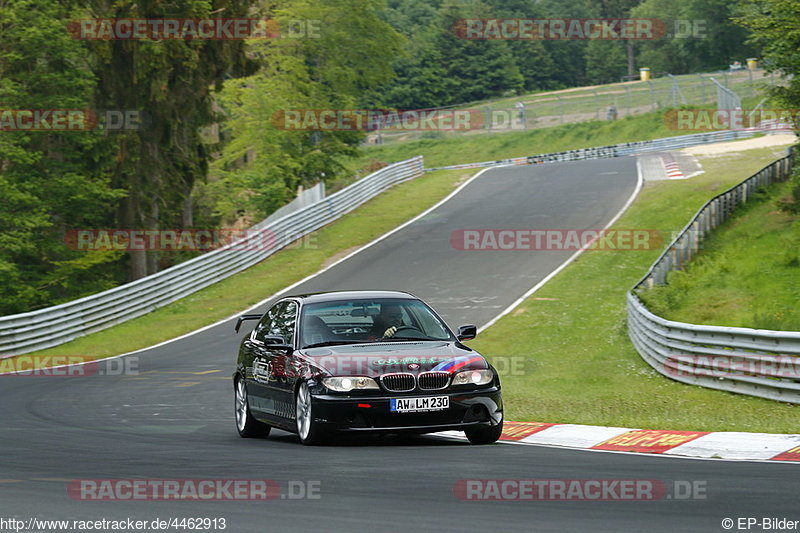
[423,127,788,172]
[627,147,800,403]
[0,156,423,357]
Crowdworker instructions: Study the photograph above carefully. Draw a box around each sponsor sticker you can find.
[500,421,555,441]
[592,430,709,453]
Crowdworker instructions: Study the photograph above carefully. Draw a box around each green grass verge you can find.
[469,143,799,433]
[352,109,678,171]
[639,172,800,330]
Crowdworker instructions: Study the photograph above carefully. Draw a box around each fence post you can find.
[697,74,707,104]
[624,85,631,116]
[594,90,600,120]
[648,80,656,110]
[668,74,686,107]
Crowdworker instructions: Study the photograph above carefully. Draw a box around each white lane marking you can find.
[478,157,643,332]
[636,156,643,184]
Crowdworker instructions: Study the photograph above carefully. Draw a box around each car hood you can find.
[298,341,488,377]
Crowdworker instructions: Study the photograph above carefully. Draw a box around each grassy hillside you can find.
[640,173,800,330]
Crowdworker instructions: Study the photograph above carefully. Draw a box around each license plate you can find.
[390,396,449,413]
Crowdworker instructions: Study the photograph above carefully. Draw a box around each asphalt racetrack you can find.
[1,157,796,532]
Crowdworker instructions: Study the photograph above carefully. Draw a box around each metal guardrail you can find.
[627,147,800,403]
[0,156,424,357]
[423,128,782,172]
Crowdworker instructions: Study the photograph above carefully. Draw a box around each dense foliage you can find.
[0,0,784,314]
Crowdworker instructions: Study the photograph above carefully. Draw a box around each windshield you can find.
[299,298,453,348]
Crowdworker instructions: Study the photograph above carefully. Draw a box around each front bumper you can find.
[310,387,503,434]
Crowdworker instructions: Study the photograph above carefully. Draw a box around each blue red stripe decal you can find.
[433,355,485,372]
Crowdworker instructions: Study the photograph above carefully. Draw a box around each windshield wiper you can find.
[379,336,436,341]
[302,340,373,349]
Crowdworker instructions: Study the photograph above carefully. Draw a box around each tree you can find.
[211,0,405,222]
[434,1,524,104]
[737,0,800,211]
[480,0,559,92]
[373,0,526,108]
[737,0,800,108]
[681,0,757,71]
[585,40,629,84]
[633,0,758,74]
[83,0,254,279]
[0,0,124,314]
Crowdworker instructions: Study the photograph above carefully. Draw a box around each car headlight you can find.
[451,369,494,386]
[322,376,379,392]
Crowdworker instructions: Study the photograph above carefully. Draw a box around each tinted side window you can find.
[255,302,285,342]
[269,301,297,345]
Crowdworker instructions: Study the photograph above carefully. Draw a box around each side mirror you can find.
[457,325,477,341]
[263,335,293,352]
[235,313,262,333]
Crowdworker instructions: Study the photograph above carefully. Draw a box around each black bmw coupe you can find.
[233,290,503,445]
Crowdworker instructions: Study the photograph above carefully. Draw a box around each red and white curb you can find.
[660,153,685,179]
[438,421,800,463]
[636,152,705,181]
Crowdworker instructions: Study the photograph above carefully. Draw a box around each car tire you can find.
[295,381,328,445]
[465,418,503,445]
[235,378,271,438]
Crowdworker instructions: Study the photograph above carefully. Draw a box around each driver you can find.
[369,304,404,339]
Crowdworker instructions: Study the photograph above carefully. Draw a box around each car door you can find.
[246,301,287,416]
[263,300,299,422]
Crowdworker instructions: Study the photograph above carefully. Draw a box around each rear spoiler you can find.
[235,314,262,333]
